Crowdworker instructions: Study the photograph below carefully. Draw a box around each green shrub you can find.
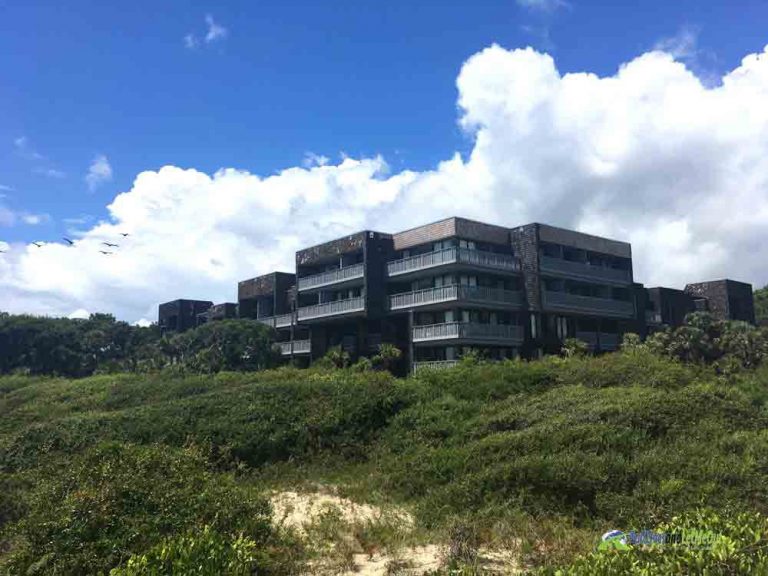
[562,338,589,358]
[1,443,281,575]
[372,343,403,373]
[110,526,262,576]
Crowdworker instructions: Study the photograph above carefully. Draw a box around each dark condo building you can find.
[158,299,213,333]
[158,216,756,372]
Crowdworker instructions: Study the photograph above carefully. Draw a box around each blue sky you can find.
[2,1,768,320]
[2,0,766,243]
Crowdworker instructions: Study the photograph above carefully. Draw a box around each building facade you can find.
[158,216,756,372]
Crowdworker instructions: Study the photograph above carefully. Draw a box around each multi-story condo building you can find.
[158,216,756,372]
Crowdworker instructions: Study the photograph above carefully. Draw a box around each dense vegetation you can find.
[2,319,768,573]
[0,313,278,377]
[0,312,767,573]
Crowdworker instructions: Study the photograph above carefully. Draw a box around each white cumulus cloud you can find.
[2,43,768,322]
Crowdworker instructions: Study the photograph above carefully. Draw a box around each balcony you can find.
[387,248,520,277]
[540,256,631,285]
[255,314,294,328]
[413,360,459,371]
[274,313,294,328]
[413,322,524,344]
[575,331,597,348]
[543,291,635,318]
[298,296,365,321]
[575,331,620,351]
[255,316,275,328]
[276,339,311,355]
[298,262,365,291]
[390,285,523,311]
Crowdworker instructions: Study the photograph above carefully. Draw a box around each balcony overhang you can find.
[387,248,520,281]
[297,263,365,292]
[542,291,635,318]
[297,296,366,323]
[389,285,524,312]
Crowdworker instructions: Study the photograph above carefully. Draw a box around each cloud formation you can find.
[204,14,228,43]
[85,155,113,191]
[516,0,570,12]
[184,14,228,49]
[2,43,768,321]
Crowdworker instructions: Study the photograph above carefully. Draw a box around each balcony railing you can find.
[540,256,631,284]
[277,340,311,355]
[255,314,294,328]
[298,296,365,321]
[575,332,620,351]
[413,322,524,343]
[387,248,520,277]
[390,285,523,310]
[274,313,294,328]
[412,360,459,371]
[575,331,598,348]
[543,291,634,317]
[298,262,365,291]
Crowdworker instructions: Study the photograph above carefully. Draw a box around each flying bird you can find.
[119,232,130,237]
[0,249,6,253]
[99,250,114,255]
[32,242,43,248]
[102,242,119,248]
[63,237,74,246]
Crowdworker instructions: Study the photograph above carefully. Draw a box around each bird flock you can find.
[17,232,131,255]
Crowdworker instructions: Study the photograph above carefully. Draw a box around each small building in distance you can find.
[684,279,756,324]
[158,299,213,333]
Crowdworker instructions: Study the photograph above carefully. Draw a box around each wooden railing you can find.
[387,248,519,276]
[277,340,311,355]
[540,256,631,284]
[390,285,523,310]
[298,296,365,320]
[298,262,365,291]
[255,316,276,328]
[412,322,524,342]
[543,291,634,317]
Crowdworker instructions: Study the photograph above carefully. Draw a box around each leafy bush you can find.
[647,312,768,369]
[111,526,263,576]
[0,369,407,471]
[165,319,279,373]
[1,443,285,575]
[562,338,589,358]
[372,343,403,373]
